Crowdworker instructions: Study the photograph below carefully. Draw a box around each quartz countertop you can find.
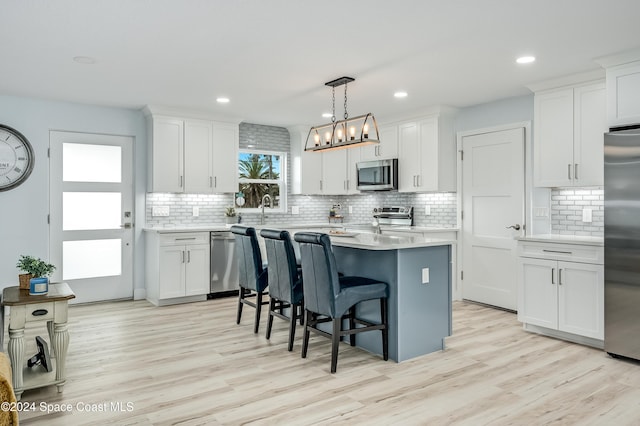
[517,234,604,246]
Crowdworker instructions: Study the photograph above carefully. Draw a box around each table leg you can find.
[8,327,24,400]
[47,321,54,356]
[52,322,69,392]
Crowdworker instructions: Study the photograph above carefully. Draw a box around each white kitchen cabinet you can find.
[533,81,606,187]
[360,124,398,161]
[605,61,640,127]
[398,114,456,192]
[147,113,238,193]
[517,240,604,342]
[145,232,210,306]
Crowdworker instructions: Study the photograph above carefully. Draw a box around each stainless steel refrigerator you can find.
[604,126,640,360]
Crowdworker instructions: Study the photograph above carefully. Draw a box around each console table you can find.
[2,283,75,400]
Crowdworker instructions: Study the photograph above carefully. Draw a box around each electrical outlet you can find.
[422,268,430,284]
[582,208,592,223]
[192,206,199,217]
[349,206,353,214]
[424,205,431,216]
[152,206,170,217]
[291,206,300,215]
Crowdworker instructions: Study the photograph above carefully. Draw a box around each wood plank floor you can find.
[12,297,640,425]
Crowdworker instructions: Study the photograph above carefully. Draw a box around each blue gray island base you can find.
[332,244,452,362]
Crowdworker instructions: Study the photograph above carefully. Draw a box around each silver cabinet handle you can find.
[574,164,578,180]
[346,180,350,190]
[175,237,197,241]
[209,176,213,187]
[543,249,572,254]
[180,175,184,188]
[558,269,563,285]
[568,164,572,180]
[187,250,191,263]
[214,176,217,187]
[181,250,185,263]
[552,268,555,284]
[320,180,323,190]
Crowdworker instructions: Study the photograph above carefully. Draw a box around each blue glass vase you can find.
[29,277,49,295]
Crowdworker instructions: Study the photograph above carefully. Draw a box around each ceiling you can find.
[2,0,640,128]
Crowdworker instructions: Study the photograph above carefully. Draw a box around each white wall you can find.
[455,94,533,132]
[0,95,146,295]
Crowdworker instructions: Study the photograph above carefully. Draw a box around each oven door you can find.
[357,159,397,191]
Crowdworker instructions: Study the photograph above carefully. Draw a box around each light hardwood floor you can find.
[12,297,640,425]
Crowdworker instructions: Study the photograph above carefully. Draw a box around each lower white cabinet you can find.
[517,240,604,342]
[146,232,210,305]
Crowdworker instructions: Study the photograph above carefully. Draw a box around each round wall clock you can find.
[0,124,35,192]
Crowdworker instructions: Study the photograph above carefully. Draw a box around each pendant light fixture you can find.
[305,76,380,152]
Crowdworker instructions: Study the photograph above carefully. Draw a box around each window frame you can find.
[237,149,287,214]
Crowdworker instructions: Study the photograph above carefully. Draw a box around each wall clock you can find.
[0,124,35,192]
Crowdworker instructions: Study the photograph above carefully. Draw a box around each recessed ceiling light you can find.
[216,97,230,103]
[394,91,408,98]
[322,112,332,118]
[516,56,536,64]
[73,56,96,64]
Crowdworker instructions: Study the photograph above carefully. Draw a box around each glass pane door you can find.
[50,132,134,303]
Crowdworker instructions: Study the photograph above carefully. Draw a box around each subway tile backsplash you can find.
[550,187,603,237]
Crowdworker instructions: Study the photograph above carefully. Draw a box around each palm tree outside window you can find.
[237,150,286,211]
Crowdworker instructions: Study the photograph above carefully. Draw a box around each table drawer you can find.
[25,302,54,323]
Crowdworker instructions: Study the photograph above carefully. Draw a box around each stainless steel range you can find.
[373,206,413,226]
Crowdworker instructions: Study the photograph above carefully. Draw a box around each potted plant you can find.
[16,255,56,295]
[225,207,237,224]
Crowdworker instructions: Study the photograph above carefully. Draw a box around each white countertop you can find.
[517,234,604,246]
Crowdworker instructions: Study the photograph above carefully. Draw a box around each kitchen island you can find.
[288,229,455,362]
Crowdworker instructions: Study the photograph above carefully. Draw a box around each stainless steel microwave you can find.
[356,158,398,191]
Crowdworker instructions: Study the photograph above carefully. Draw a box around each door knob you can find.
[506,224,521,231]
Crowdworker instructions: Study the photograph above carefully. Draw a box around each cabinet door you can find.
[212,123,239,193]
[533,89,574,187]
[557,261,604,339]
[159,245,186,299]
[398,122,420,192]
[517,257,558,329]
[152,117,184,192]
[300,148,323,194]
[360,124,399,161]
[573,82,606,186]
[607,62,640,127]
[417,118,438,191]
[346,148,360,194]
[184,119,214,193]
[184,243,210,296]
[322,149,348,194]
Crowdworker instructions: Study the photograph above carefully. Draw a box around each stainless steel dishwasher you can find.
[210,231,239,296]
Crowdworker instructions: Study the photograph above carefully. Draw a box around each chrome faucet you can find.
[261,194,272,225]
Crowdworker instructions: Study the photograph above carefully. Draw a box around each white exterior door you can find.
[461,127,525,310]
[50,131,134,303]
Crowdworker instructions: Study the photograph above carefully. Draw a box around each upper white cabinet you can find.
[533,80,606,187]
[290,126,359,195]
[147,112,238,193]
[397,113,456,192]
[605,61,640,127]
[360,124,398,161]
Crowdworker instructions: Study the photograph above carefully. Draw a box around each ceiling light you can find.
[73,56,96,64]
[216,97,230,103]
[516,56,536,64]
[305,76,380,153]
[394,91,408,98]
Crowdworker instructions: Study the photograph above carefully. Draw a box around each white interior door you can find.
[461,127,525,310]
[50,131,134,303]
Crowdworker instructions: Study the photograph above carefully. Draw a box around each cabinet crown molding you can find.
[142,105,243,125]
[526,69,605,93]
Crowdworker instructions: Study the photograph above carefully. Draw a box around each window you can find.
[237,150,286,212]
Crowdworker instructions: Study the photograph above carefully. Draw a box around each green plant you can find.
[16,255,56,278]
[225,207,236,217]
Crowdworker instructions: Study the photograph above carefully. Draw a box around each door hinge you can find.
[461,270,464,280]
[460,150,464,161]
[47,148,50,158]
[461,210,464,220]
[47,214,50,224]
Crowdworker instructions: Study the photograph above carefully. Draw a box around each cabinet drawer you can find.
[25,302,55,323]
[160,232,208,246]
[518,241,603,264]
